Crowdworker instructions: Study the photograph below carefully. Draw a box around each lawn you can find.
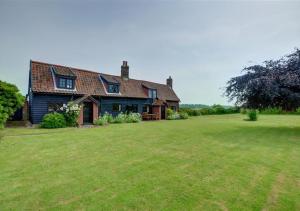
[0,114,300,210]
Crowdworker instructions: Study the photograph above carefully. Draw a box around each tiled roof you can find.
[100,74,119,84]
[30,60,180,102]
[52,66,76,78]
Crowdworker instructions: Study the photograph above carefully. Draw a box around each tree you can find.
[225,48,300,111]
[0,80,24,128]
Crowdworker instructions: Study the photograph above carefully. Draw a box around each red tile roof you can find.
[52,66,76,77]
[30,60,180,102]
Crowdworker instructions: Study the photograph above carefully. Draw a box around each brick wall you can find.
[93,103,99,122]
[77,107,83,125]
[152,106,161,120]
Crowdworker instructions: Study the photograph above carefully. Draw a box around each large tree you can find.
[225,48,300,111]
[0,80,24,128]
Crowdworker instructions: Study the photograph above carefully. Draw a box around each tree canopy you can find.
[0,80,24,128]
[225,48,300,111]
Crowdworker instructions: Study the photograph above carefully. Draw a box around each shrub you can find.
[94,117,108,126]
[94,112,114,126]
[0,105,8,129]
[180,108,201,116]
[0,80,24,128]
[107,113,114,123]
[167,108,188,120]
[113,112,127,123]
[94,112,142,125]
[126,113,142,123]
[199,108,213,115]
[240,108,247,114]
[296,107,300,115]
[167,108,177,120]
[211,104,226,114]
[247,109,258,121]
[225,107,240,114]
[260,107,283,114]
[181,105,240,117]
[61,102,81,127]
[179,112,189,119]
[167,112,180,120]
[167,108,174,117]
[41,112,66,128]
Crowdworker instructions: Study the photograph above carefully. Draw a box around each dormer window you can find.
[100,74,121,94]
[51,66,76,90]
[57,77,74,89]
[148,89,157,99]
[108,84,119,93]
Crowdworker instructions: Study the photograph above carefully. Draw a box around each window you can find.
[125,104,138,113]
[108,84,119,93]
[142,105,149,113]
[148,89,157,99]
[171,106,177,112]
[112,104,122,112]
[66,79,73,89]
[59,78,65,88]
[48,103,63,113]
[57,77,74,89]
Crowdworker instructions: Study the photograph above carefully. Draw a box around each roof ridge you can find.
[101,73,167,86]
[31,60,101,75]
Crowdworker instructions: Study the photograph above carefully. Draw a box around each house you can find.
[28,60,180,125]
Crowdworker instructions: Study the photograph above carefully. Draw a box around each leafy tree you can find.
[225,48,300,111]
[0,80,24,128]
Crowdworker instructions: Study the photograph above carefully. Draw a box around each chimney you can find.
[121,61,129,80]
[166,76,173,89]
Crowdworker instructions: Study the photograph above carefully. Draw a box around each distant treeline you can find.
[180,104,233,109]
[180,104,239,116]
[180,104,210,109]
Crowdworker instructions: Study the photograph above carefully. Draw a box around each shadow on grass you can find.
[243,119,257,121]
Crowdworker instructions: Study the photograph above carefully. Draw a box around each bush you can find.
[296,107,300,115]
[126,113,142,123]
[167,108,186,120]
[167,108,174,117]
[240,108,247,114]
[41,112,66,128]
[200,108,213,115]
[180,106,240,117]
[94,112,114,126]
[211,104,226,114]
[167,112,180,120]
[179,112,189,119]
[61,102,81,127]
[113,112,127,124]
[247,109,258,121]
[94,117,108,126]
[0,80,24,128]
[107,113,114,123]
[225,107,240,114]
[260,107,283,114]
[94,112,142,126]
[180,108,201,116]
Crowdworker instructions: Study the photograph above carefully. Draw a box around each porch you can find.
[142,99,166,121]
[74,95,99,125]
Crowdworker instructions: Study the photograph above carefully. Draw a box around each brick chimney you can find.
[121,61,129,80]
[166,76,173,89]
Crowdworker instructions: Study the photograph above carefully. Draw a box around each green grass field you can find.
[0,115,300,210]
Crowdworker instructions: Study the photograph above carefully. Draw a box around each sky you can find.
[0,0,300,105]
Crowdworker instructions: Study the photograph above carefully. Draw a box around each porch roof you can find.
[73,95,99,105]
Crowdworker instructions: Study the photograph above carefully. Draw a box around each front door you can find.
[161,106,166,119]
[83,102,93,124]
